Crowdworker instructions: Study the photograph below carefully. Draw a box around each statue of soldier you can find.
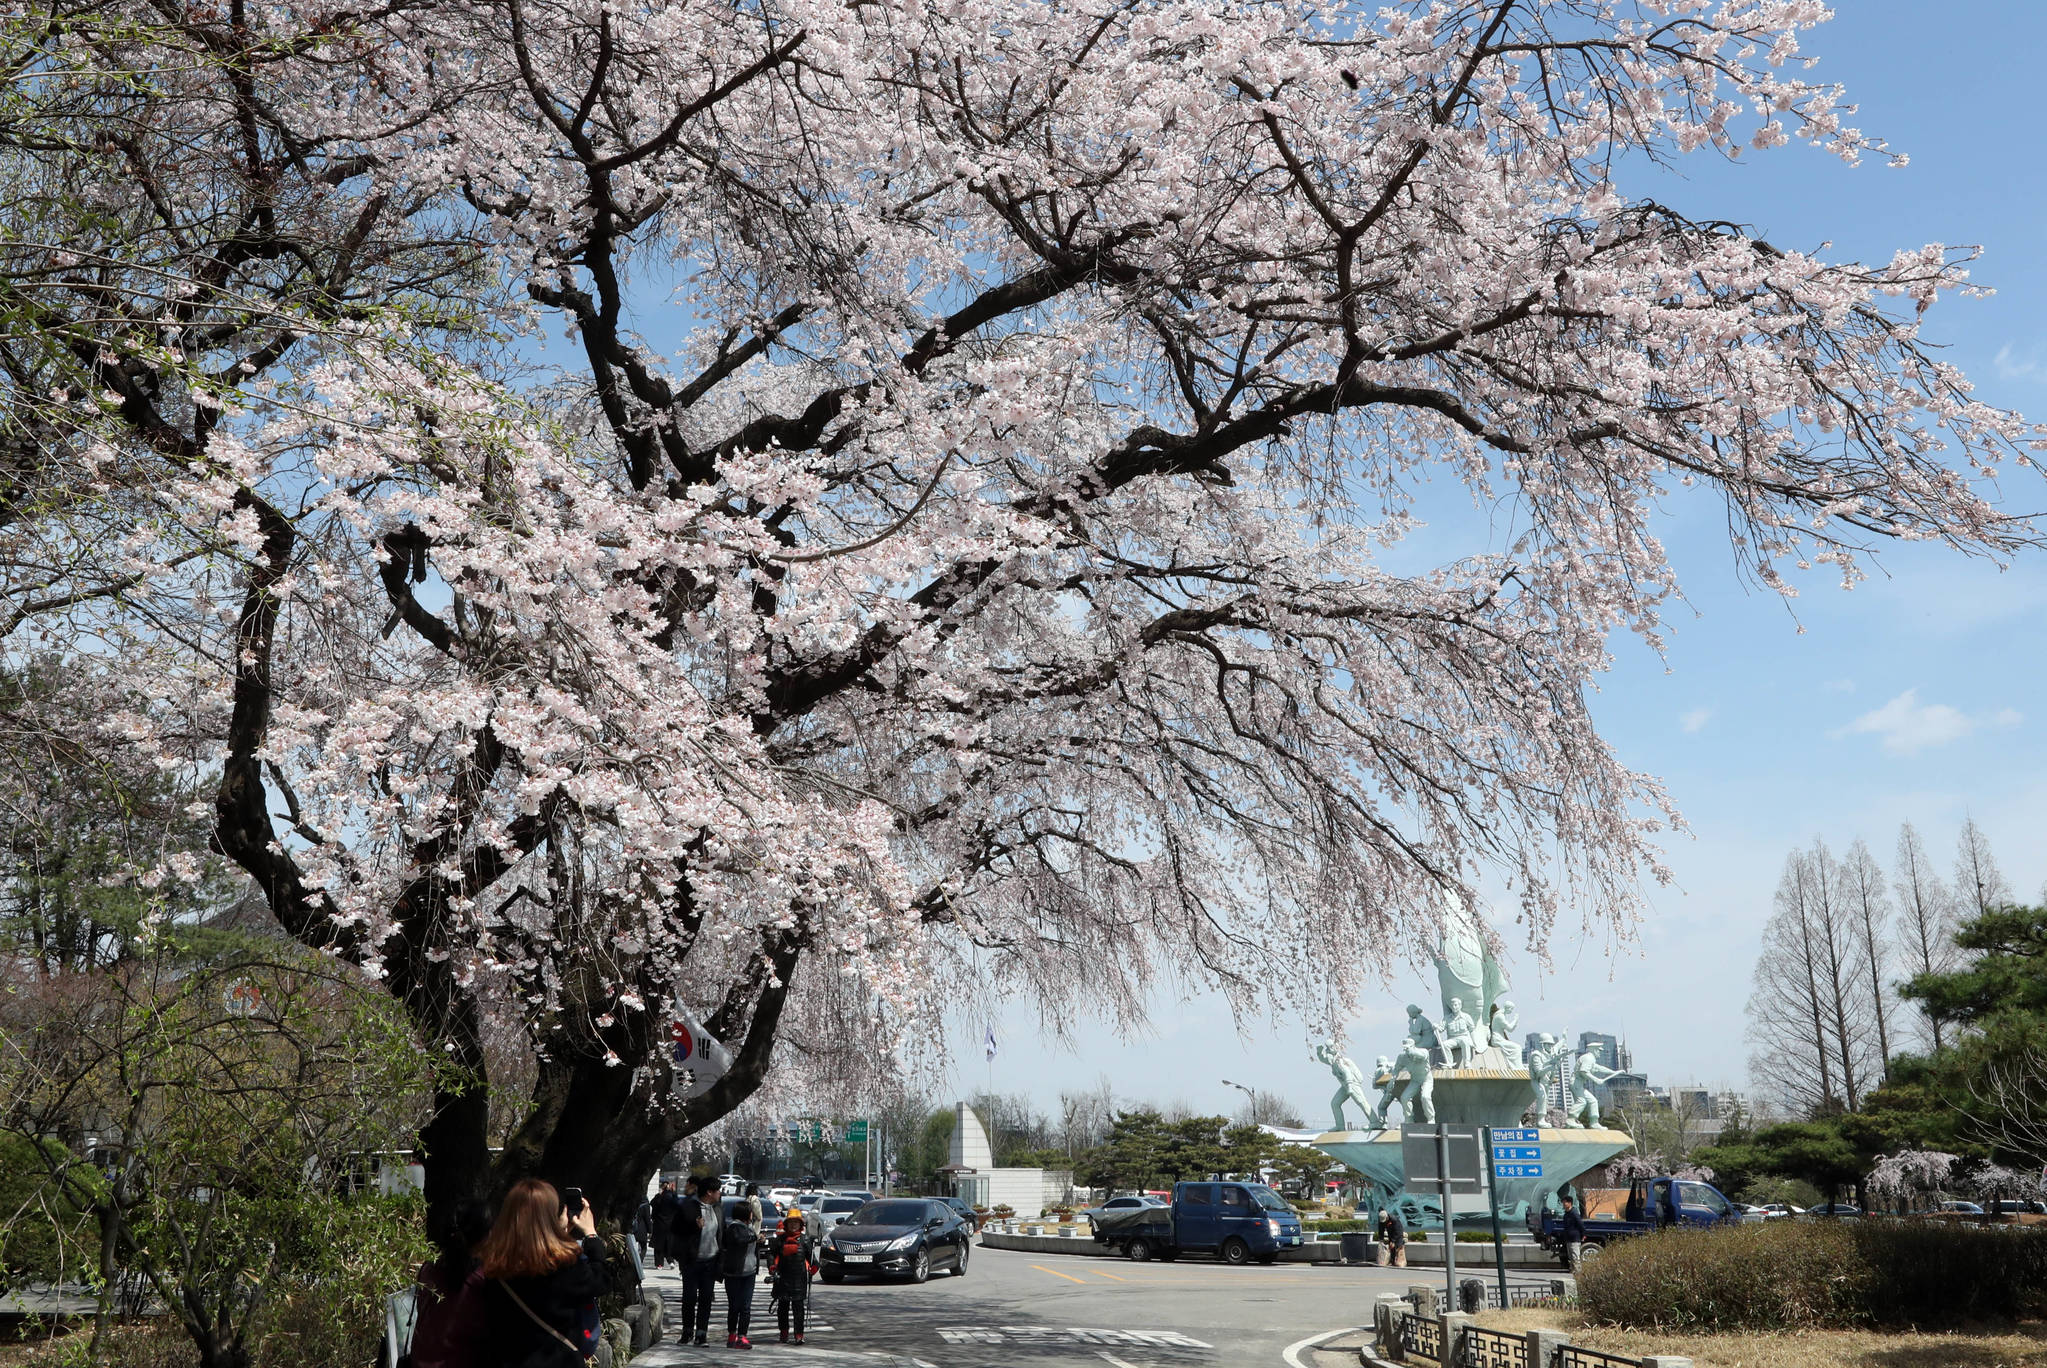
[1489,999,1524,1067]
[1365,1055,1401,1128]
[1313,1040,1375,1131]
[1392,1036,1436,1124]
[1404,1003,1442,1062]
[1440,996,1480,1068]
[1524,1033,1567,1123]
[1569,1047,1620,1129]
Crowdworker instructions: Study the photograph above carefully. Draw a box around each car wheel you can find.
[952,1244,969,1277]
[1221,1237,1250,1266]
[1127,1238,1153,1262]
[909,1250,931,1284]
[821,1268,843,1284]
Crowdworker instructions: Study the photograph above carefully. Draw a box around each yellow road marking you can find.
[1089,1268,1128,1282]
[1030,1263,1088,1284]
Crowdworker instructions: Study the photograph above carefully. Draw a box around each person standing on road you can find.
[474,1179,607,1368]
[768,1213,816,1345]
[721,1202,761,1349]
[1374,1207,1406,1268]
[675,1177,720,1347]
[1558,1194,1587,1272]
[649,1181,682,1268]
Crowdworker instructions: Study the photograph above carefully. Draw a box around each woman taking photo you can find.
[476,1179,608,1366]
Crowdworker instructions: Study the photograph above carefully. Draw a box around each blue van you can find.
[1091,1180,1304,1264]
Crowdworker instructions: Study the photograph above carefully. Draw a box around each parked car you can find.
[938,1196,982,1231]
[1758,1202,1805,1220]
[812,1194,867,1234]
[819,1199,972,1283]
[1091,1181,1302,1265]
[1939,1200,1985,1214]
[1733,1203,1769,1222]
[1989,1200,2047,1216]
[1808,1202,1862,1218]
[1082,1194,1167,1223]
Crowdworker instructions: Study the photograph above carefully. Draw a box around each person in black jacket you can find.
[475,1179,608,1368]
[1558,1194,1588,1272]
[674,1177,721,1346]
[649,1181,683,1268]
[766,1213,816,1345]
[721,1204,760,1349]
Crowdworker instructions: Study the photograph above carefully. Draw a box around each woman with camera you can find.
[476,1178,608,1366]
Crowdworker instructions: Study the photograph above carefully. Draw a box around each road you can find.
[638,1243,1569,1368]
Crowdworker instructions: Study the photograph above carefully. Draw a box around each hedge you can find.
[1577,1218,2047,1332]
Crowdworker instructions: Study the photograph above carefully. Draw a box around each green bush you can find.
[253,1194,432,1368]
[1851,1220,2047,1326]
[1578,1218,2047,1332]
[0,1132,103,1289]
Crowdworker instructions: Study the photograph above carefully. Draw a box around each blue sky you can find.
[947,1,2047,1124]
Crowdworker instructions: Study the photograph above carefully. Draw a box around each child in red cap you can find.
[768,1212,817,1344]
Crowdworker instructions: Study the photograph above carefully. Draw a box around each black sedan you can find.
[818,1199,971,1283]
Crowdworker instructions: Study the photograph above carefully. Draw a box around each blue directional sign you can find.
[1492,1145,1542,1162]
[1492,1128,1540,1144]
[1494,1163,1544,1178]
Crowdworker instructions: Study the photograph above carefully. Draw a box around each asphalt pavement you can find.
[635,1242,1570,1368]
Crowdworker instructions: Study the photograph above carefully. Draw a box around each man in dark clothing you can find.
[649,1181,682,1268]
[1558,1194,1587,1271]
[1374,1207,1406,1268]
[674,1176,721,1347]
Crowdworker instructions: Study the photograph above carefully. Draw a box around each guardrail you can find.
[1371,1292,1693,1368]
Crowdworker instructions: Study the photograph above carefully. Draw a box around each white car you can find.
[1758,1202,1805,1220]
[717,1173,748,1197]
[768,1186,800,1206]
[812,1195,866,1233]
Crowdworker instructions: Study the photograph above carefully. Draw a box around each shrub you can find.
[1577,1221,1865,1331]
[1852,1220,2047,1327]
[1578,1218,2047,1333]
[0,1133,102,1289]
[253,1194,433,1368]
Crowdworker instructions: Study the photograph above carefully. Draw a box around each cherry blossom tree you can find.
[4,0,2042,1240]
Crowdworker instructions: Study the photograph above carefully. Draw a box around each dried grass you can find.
[1478,1306,2047,1368]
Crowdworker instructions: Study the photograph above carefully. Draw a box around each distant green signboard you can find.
[844,1119,869,1144]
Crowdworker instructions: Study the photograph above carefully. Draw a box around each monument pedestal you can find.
[1315,1123,1631,1230]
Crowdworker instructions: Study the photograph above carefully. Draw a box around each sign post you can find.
[1403,1124,1485,1307]
[1486,1127,1544,1307]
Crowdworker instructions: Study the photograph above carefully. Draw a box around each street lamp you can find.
[1221,1078,1256,1115]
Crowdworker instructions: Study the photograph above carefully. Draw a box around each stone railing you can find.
[1372,1289,1691,1368]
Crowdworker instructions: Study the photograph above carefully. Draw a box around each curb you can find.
[979,1231,1344,1263]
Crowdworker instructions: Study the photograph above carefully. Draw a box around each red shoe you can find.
[737,1337,753,1350]
[779,1332,789,1343]
[726,1334,737,1348]
[793,1335,805,1346]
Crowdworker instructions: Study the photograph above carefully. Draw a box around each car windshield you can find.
[845,1201,930,1227]
[821,1198,862,1213]
[1248,1186,1291,1213]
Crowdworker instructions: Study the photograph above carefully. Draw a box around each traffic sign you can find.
[1495,1163,1544,1178]
[1492,1127,1540,1144]
[1492,1145,1542,1162]
[1401,1124,1485,1193]
[845,1119,869,1144]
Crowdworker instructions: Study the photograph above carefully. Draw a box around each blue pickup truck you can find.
[1528,1175,1746,1265]
[1091,1180,1304,1264]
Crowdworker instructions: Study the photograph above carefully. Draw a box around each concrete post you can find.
[1407,1284,1439,1317]
[1527,1328,1571,1367]
[1374,1294,1407,1360]
[1440,1312,1472,1366]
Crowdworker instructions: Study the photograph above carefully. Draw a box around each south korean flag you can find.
[669,1008,734,1100]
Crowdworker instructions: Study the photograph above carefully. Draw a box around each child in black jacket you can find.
[767,1213,817,1345]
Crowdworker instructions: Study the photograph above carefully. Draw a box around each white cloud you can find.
[1994,344,2047,383]
[1680,707,1713,734]
[1832,689,2024,755]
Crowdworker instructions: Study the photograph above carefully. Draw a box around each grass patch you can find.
[1477,1307,2047,1368]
